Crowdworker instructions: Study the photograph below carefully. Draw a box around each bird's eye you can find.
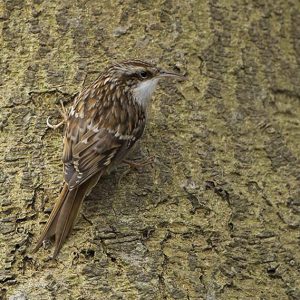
[139,71,149,79]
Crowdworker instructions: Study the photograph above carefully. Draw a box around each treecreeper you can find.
[33,60,186,258]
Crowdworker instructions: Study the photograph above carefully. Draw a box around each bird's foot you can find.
[47,100,68,130]
[123,156,154,169]
[118,156,154,186]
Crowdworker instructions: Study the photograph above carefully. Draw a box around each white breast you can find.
[132,78,159,109]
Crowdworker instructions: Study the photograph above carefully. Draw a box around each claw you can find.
[46,100,69,130]
[123,156,155,169]
[58,99,68,122]
[46,116,65,130]
[118,156,154,186]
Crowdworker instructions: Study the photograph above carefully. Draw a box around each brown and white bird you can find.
[33,59,185,257]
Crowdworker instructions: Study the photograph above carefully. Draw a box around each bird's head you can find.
[105,59,185,108]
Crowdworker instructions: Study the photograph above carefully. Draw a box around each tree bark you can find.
[1,0,300,299]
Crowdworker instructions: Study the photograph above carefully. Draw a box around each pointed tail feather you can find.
[33,173,102,258]
[52,183,88,258]
[32,184,72,253]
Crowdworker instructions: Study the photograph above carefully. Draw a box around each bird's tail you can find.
[33,174,100,258]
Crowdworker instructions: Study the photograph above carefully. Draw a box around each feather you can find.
[34,59,173,257]
[33,173,101,258]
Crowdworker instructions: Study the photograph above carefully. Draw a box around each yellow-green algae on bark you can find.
[0,0,300,299]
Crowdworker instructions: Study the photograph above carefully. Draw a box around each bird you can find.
[33,59,185,258]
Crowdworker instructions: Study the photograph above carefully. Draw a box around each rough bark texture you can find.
[1,0,300,299]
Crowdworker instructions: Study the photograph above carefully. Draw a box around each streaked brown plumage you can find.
[33,59,185,257]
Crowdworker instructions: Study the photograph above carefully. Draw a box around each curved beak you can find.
[158,69,187,81]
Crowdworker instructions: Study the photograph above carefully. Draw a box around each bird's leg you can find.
[118,156,155,186]
[47,100,68,130]
[122,155,155,169]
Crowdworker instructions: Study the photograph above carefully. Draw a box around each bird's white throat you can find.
[132,78,159,109]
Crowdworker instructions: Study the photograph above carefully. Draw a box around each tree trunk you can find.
[1,0,300,299]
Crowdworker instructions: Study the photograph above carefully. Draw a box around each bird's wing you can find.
[62,87,146,189]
